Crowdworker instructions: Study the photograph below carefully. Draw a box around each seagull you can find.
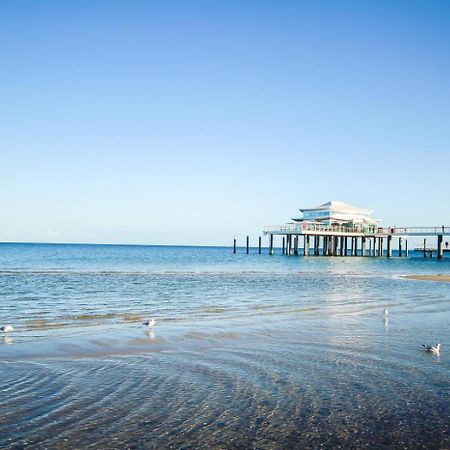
[143,319,155,328]
[1,325,14,333]
[422,343,440,355]
[384,308,389,317]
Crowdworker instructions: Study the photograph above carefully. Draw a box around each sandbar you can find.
[403,274,450,282]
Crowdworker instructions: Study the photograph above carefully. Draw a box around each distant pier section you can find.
[260,201,449,259]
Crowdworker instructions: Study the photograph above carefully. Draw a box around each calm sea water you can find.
[0,243,449,449]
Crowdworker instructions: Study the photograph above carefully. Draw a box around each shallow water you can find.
[0,243,449,448]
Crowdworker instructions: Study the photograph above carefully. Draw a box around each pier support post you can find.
[246,236,249,254]
[269,234,274,255]
[387,235,392,257]
[233,238,236,254]
[423,238,426,257]
[282,237,285,255]
[294,236,299,256]
[399,238,402,257]
[362,236,366,256]
[373,237,377,256]
[378,238,383,257]
[438,234,443,259]
[344,237,348,256]
[258,236,262,254]
[304,235,310,256]
[405,239,408,257]
[334,236,339,256]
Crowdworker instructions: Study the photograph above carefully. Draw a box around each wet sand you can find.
[404,274,450,282]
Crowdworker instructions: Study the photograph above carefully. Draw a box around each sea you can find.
[0,243,449,449]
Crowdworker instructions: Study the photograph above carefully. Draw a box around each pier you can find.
[238,201,449,259]
[262,223,449,259]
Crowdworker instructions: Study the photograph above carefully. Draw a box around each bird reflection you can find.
[146,330,156,340]
[383,317,389,334]
[2,336,13,345]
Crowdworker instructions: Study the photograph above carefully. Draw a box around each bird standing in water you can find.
[422,343,440,355]
[1,325,14,333]
[143,319,155,328]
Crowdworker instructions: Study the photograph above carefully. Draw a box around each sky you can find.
[1,1,449,245]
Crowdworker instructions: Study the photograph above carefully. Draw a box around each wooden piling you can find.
[233,237,236,254]
[269,234,274,255]
[282,237,285,255]
[423,238,426,257]
[246,236,249,254]
[438,234,443,259]
[258,236,262,254]
[304,235,310,256]
[387,235,392,257]
[399,238,402,257]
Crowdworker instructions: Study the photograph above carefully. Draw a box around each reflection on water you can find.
[2,336,13,345]
[0,244,449,448]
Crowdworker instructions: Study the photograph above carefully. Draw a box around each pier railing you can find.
[382,226,450,236]
[263,223,380,236]
[263,223,450,237]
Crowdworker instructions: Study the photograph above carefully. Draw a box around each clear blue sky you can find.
[1,1,449,245]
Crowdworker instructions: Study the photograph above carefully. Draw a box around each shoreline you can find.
[403,274,450,282]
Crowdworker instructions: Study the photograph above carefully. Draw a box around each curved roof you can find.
[300,200,373,215]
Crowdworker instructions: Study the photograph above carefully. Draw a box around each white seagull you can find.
[422,343,440,355]
[143,319,155,328]
[1,325,14,333]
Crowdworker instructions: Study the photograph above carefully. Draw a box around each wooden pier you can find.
[237,202,449,259]
[259,224,449,259]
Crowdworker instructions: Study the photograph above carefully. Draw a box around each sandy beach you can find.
[403,274,450,282]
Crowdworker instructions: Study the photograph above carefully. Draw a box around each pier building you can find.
[262,200,449,259]
[292,201,380,233]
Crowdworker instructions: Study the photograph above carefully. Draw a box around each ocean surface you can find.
[0,243,449,449]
